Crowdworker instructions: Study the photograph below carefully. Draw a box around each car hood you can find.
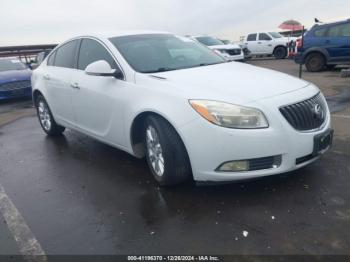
[208,44,241,50]
[0,69,32,84]
[147,62,310,104]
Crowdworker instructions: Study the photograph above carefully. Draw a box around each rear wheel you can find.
[305,53,326,72]
[144,115,191,186]
[35,95,65,136]
[273,46,287,59]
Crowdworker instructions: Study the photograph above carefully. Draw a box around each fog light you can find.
[217,161,249,172]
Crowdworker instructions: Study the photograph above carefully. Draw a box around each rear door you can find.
[44,40,79,126]
[245,33,258,54]
[325,22,350,62]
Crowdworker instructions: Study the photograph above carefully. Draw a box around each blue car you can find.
[295,19,350,72]
[0,58,32,100]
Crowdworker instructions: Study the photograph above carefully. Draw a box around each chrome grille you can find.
[280,93,327,131]
[226,49,241,56]
[0,80,31,91]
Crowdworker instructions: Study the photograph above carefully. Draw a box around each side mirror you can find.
[85,60,123,79]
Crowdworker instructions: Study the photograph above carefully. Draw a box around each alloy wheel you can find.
[146,125,165,177]
[38,101,51,131]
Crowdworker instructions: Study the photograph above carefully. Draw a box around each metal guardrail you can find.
[0,44,57,63]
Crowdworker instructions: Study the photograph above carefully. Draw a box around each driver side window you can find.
[259,33,272,41]
[78,39,117,70]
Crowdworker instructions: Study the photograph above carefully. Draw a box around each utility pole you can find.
[299,26,305,79]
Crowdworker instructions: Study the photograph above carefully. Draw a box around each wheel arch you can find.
[273,45,287,53]
[303,48,329,63]
[32,89,43,105]
[129,111,189,160]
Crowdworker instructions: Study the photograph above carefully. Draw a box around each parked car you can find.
[0,57,32,100]
[220,39,252,61]
[32,32,332,186]
[242,32,289,59]
[190,35,244,61]
[295,19,350,72]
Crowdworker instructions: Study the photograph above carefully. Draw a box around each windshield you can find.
[0,59,27,72]
[109,34,226,73]
[268,32,283,38]
[195,36,225,46]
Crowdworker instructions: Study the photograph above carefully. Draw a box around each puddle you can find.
[326,87,350,113]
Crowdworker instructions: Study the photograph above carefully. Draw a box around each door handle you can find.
[258,42,262,44]
[43,74,50,80]
[325,40,331,44]
[70,83,80,89]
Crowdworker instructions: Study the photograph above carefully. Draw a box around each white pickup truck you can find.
[242,32,290,59]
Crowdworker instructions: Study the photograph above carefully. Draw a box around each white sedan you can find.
[32,31,333,186]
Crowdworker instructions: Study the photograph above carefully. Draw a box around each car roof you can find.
[77,30,172,40]
[312,19,350,29]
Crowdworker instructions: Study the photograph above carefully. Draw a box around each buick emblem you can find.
[312,103,324,120]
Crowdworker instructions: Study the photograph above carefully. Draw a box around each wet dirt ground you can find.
[0,60,349,256]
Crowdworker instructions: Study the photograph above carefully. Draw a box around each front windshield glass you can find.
[195,36,225,46]
[268,32,283,38]
[109,34,226,73]
[0,59,26,72]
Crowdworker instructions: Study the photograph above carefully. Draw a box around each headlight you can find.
[189,100,269,129]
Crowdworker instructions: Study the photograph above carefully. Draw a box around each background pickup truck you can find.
[242,32,289,59]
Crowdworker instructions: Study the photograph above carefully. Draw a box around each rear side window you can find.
[77,39,117,70]
[247,34,257,41]
[47,52,56,66]
[53,40,79,68]
[328,23,350,37]
[259,33,272,41]
[314,28,327,37]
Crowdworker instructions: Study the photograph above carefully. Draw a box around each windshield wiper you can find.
[198,61,225,67]
[143,67,176,73]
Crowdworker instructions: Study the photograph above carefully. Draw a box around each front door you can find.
[71,38,126,145]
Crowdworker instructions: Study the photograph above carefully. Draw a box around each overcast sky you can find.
[1,0,349,46]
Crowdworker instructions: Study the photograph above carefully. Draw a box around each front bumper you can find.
[225,53,245,62]
[179,87,331,182]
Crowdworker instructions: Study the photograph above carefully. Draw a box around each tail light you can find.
[296,39,303,48]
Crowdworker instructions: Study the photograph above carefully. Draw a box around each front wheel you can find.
[35,95,65,136]
[144,115,191,186]
[273,46,287,59]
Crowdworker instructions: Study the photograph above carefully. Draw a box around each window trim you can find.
[258,33,272,41]
[326,22,350,37]
[50,39,80,69]
[45,36,125,81]
[76,36,125,81]
[313,27,328,37]
[247,34,257,42]
[46,50,56,66]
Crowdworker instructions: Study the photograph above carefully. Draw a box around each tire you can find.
[144,115,191,186]
[273,46,287,59]
[305,53,326,72]
[35,95,65,136]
